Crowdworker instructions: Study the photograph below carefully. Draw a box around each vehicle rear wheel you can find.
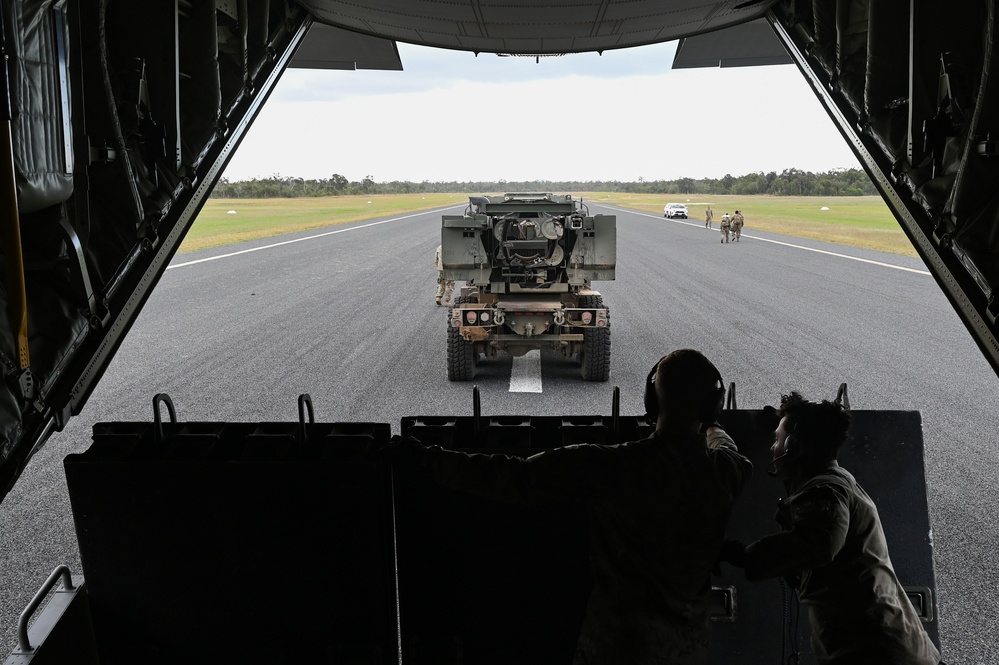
[580,326,611,381]
[447,296,477,381]
[577,295,610,381]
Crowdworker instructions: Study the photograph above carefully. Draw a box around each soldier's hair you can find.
[778,391,852,460]
[656,349,721,420]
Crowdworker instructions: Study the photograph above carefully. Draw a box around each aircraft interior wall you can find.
[0,0,309,501]
[768,2,999,373]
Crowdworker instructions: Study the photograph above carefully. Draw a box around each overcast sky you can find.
[221,40,861,184]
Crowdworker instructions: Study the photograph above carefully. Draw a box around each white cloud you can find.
[222,43,860,183]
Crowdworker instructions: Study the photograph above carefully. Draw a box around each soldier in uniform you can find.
[720,213,732,243]
[705,205,714,229]
[386,349,753,665]
[720,392,944,665]
[434,244,454,307]
[731,210,744,242]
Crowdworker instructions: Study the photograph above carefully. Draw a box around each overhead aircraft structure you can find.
[0,1,995,661]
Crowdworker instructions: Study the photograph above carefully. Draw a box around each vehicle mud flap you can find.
[708,408,940,663]
[63,414,397,665]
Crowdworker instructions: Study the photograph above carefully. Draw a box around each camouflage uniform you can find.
[427,428,752,665]
[720,214,731,243]
[704,206,713,229]
[743,464,942,665]
[434,244,454,306]
[731,211,744,242]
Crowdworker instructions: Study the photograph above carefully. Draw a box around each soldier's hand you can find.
[714,540,747,574]
[722,540,747,566]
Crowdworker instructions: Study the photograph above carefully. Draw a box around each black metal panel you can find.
[398,411,939,664]
[392,452,591,665]
[58,409,936,664]
[63,420,396,665]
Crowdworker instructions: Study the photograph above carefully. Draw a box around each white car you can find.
[664,203,688,219]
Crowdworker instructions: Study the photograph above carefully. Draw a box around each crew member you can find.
[388,349,753,664]
[705,205,714,229]
[731,210,744,242]
[434,244,454,307]
[721,392,943,665]
[720,213,732,243]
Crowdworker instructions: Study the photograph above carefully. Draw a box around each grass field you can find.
[581,193,915,257]
[186,192,916,257]
[183,193,466,252]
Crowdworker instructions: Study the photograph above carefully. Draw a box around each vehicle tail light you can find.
[466,311,477,324]
[581,311,593,325]
[480,311,491,322]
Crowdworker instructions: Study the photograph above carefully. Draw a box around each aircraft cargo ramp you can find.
[6,392,938,664]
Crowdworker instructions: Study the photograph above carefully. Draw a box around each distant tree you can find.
[720,174,735,194]
[208,168,881,199]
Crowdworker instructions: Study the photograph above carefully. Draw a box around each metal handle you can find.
[835,382,850,409]
[297,393,314,444]
[611,385,620,444]
[725,382,737,410]
[17,565,75,652]
[473,385,481,440]
[153,393,177,445]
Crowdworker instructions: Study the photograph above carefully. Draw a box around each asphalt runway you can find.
[0,201,996,662]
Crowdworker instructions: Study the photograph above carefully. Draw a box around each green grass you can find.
[182,193,466,252]
[582,193,915,257]
[186,192,916,258]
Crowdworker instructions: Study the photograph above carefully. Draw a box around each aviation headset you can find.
[768,410,822,476]
[781,420,804,462]
[643,355,725,425]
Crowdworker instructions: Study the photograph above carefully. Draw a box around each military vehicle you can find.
[1,1,997,664]
[442,193,615,381]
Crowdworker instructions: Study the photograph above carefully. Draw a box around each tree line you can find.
[210,167,878,199]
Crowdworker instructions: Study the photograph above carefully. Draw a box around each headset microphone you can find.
[767,452,789,477]
[769,422,801,477]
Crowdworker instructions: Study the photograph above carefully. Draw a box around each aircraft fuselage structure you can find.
[0,1,993,663]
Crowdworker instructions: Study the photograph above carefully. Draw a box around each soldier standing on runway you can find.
[731,211,744,242]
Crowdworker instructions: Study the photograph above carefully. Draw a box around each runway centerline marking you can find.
[596,205,931,276]
[509,350,543,393]
[167,205,463,270]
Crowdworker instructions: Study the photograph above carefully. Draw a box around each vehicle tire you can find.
[577,295,610,381]
[447,296,477,380]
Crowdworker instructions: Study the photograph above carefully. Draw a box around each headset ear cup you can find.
[698,384,725,424]
[700,366,725,424]
[644,367,659,421]
[784,433,798,461]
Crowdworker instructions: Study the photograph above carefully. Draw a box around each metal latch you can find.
[904,586,935,623]
[709,585,737,622]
